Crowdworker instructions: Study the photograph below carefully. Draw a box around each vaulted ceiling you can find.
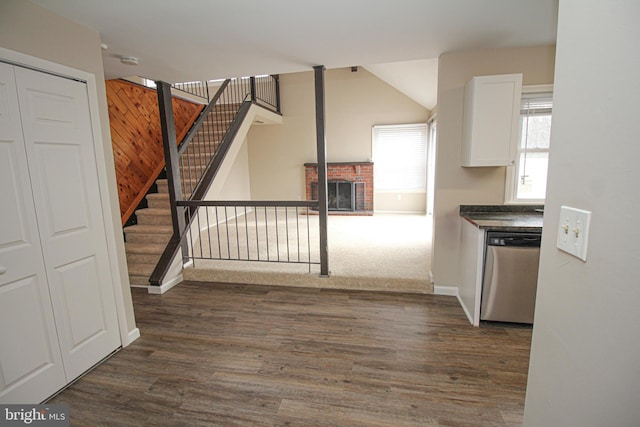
[30,0,558,109]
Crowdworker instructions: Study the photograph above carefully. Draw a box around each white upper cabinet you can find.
[461,74,523,167]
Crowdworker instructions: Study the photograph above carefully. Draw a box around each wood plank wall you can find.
[106,79,204,225]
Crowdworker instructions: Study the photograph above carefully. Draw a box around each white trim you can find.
[457,293,475,325]
[375,189,427,194]
[0,47,136,348]
[148,274,183,294]
[373,210,427,215]
[522,83,554,94]
[434,286,458,296]
[124,328,140,347]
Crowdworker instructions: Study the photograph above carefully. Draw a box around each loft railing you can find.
[149,74,283,286]
[179,200,320,272]
[172,80,210,102]
[172,76,281,112]
[176,76,281,199]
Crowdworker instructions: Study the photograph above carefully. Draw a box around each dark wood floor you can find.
[50,281,532,426]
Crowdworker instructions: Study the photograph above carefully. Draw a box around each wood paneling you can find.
[106,80,203,224]
[49,281,532,426]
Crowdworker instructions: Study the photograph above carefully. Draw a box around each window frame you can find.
[504,84,554,204]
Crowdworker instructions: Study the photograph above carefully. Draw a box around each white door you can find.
[0,63,67,403]
[0,62,121,403]
[14,66,120,381]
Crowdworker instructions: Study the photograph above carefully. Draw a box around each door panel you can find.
[0,62,66,403]
[0,277,62,389]
[14,67,120,381]
[55,256,107,352]
[35,143,89,236]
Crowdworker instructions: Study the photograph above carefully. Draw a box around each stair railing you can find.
[149,74,281,286]
[172,80,210,102]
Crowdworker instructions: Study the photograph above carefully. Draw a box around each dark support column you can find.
[313,66,330,277]
[156,81,188,259]
[250,77,257,103]
[274,75,281,114]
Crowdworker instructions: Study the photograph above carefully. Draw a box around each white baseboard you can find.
[456,293,475,325]
[124,328,140,347]
[433,286,458,296]
[374,210,427,215]
[148,274,183,295]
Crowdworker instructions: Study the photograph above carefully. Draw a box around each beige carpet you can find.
[184,213,433,293]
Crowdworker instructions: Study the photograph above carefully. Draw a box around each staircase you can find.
[122,105,237,287]
[117,76,282,290]
[123,179,172,287]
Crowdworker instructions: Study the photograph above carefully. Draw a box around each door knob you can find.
[0,266,6,275]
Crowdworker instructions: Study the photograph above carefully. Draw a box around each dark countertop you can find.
[459,205,544,232]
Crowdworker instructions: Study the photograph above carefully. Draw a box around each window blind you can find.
[521,93,553,114]
[372,123,427,191]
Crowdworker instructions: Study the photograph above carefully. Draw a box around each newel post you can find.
[156,81,188,259]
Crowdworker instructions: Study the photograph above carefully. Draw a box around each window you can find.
[142,78,156,89]
[372,123,427,191]
[506,91,553,202]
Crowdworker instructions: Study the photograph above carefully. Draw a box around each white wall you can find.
[431,46,556,286]
[247,68,430,211]
[523,1,640,425]
[0,0,137,336]
[206,138,252,200]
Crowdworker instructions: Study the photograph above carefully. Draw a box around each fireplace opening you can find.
[311,180,366,212]
[329,181,353,211]
[305,162,373,215]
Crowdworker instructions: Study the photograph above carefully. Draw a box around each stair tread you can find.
[124,224,173,234]
[125,242,166,253]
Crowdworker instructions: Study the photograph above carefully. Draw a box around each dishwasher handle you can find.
[487,233,541,247]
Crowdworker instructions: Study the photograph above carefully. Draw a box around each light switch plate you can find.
[557,206,591,261]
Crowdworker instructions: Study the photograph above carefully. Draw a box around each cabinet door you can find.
[0,63,67,403]
[15,67,120,381]
[462,74,522,167]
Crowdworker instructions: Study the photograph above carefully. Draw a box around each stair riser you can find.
[127,252,161,265]
[182,143,221,153]
[136,213,172,226]
[180,166,207,176]
[180,152,216,160]
[129,275,150,287]
[125,233,171,244]
[201,118,234,126]
[212,105,241,113]
[147,198,170,209]
[128,263,156,277]
[157,181,168,194]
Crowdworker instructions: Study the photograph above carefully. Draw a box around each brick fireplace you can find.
[304,162,373,215]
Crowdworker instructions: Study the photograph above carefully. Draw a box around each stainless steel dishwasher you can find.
[480,232,541,324]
